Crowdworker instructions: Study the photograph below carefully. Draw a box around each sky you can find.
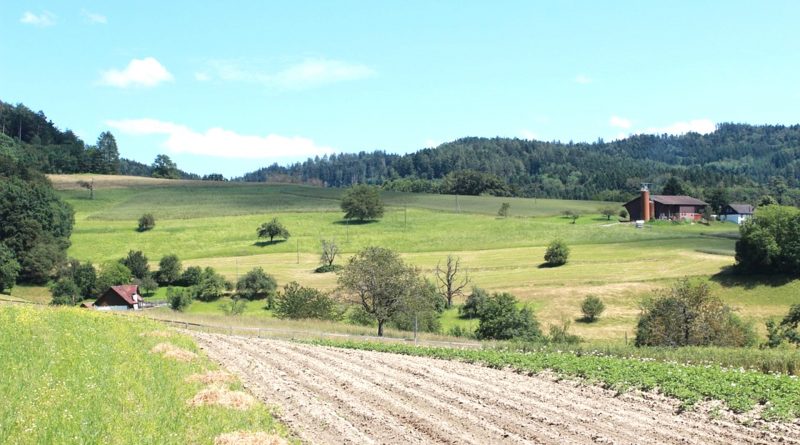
[2,1,800,177]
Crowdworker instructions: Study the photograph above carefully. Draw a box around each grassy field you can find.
[45,175,800,343]
[0,304,292,444]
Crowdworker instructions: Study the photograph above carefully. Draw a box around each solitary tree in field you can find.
[599,206,617,221]
[497,202,511,218]
[77,178,94,199]
[340,184,384,221]
[544,239,569,266]
[434,254,470,308]
[338,246,420,336]
[580,295,605,322]
[318,239,340,271]
[562,210,580,224]
[257,218,290,243]
[151,154,180,179]
[138,213,155,232]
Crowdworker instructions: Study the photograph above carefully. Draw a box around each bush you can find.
[389,279,445,333]
[497,202,510,217]
[475,292,541,341]
[619,208,629,220]
[347,305,376,326]
[178,266,203,287]
[580,295,605,322]
[735,205,800,275]
[220,297,247,316]
[93,262,132,297]
[167,287,191,311]
[314,264,343,273]
[236,267,278,305]
[448,325,474,338]
[134,275,159,296]
[635,278,756,347]
[0,244,20,293]
[459,286,488,319]
[544,239,569,266]
[191,267,229,302]
[547,319,581,344]
[157,254,182,285]
[50,278,80,306]
[764,304,800,348]
[274,282,339,320]
[137,213,155,232]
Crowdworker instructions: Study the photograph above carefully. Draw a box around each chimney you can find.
[641,183,651,221]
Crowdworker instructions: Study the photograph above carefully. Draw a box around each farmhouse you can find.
[624,185,708,221]
[719,203,754,224]
[93,285,142,310]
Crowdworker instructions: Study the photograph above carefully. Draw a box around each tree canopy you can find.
[338,246,422,336]
[340,184,384,221]
[257,218,290,242]
[735,205,800,275]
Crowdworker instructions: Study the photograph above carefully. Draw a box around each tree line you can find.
[239,124,800,205]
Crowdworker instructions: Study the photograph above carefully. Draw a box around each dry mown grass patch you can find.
[150,342,198,362]
[214,431,289,445]
[188,386,255,410]
[186,370,237,385]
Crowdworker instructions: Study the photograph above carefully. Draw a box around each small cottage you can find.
[93,285,142,310]
[624,185,708,222]
[719,203,754,225]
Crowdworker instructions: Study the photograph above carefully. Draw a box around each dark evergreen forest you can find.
[241,125,800,204]
[2,99,798,204]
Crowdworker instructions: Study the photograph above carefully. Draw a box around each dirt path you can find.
[192,332,800,445]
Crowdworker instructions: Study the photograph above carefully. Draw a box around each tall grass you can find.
[0,305,292,444]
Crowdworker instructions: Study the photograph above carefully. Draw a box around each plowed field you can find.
[192,333,800,445]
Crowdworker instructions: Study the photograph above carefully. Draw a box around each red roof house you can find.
[93,285,142,310]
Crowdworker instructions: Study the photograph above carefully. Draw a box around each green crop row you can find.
[312,339,800,420]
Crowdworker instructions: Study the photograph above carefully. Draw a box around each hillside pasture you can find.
[48,176,800,342]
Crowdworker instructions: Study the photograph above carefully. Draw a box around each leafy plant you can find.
[544,239,569,266]
[137,213,155,232]
[580,295,605,322]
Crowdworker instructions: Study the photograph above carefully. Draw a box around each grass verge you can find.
[311,339,800,420]
[0,305,293,444]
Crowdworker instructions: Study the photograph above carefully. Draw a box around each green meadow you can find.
[0,304,292,444]
[47,175,800,342]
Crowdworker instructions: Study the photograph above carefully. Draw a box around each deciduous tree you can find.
[340,185,384,221]
[257,218,290,242]
[338,246,420,336]
[434,254,470,308]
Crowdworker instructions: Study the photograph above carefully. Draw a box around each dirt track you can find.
[192,332,800,445]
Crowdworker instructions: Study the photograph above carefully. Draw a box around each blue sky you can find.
[3,1,799,177]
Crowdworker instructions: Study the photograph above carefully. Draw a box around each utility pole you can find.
[296,239,300,264]
[404,202,407,231]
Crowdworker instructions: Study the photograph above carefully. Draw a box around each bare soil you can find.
[192,333,800,445]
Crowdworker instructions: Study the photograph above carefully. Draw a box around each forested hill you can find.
[0,101,199,179]
[241,124,800,204]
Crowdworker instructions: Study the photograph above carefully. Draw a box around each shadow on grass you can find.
[710,266,795,289]
[332,219,379,226]
[537,262,566,269]
[253,239,287,247]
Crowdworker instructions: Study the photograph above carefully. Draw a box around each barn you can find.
[93,285,142,310]
[719,203,754,224]
[624,186,708,222]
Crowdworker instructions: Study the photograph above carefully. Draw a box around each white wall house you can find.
[719,203,754,225]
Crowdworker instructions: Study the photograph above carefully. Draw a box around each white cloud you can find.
[643,119,716,136]
[20,11,55,27]
[82,10,107,24]
[99,58,174,88]
[574,74,592,84]
[204,58,375,90]
[106,118,335,159]
[609,115,632,129]
[520,129,539,140]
